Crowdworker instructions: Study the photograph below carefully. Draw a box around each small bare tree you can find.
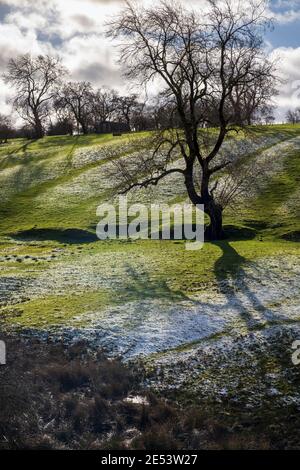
[55,81,94,135]
[230,78,276,126]
[48,102,74,136]
[0,114,14,143]
[91,89,118,132]
[4,54,65,139]
[108,0,276,239]
[286,108,300,125]
[115,94,144,130]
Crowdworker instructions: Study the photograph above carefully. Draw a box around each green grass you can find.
[0,131,153,234]
[0,125,299,328]
[226,146,300,240]
[0,132,149,161]
[1,290,114,328]
[0,125,299,238]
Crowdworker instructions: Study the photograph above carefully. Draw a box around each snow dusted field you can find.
[0,128,300,398]
[6,255,298,359]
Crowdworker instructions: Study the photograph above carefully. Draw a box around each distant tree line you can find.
[1,50,276,141]
[1,54,158,139]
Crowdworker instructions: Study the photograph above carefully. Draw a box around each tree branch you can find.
[119,168,185,194]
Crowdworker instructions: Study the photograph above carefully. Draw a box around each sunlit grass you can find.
[0,125,299,328]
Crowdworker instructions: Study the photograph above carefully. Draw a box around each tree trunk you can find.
[125,114,131,131]
[33,113,44,139]
[80,121,88,135]
[204,201,224,241]
[202,164,225,240]
[185,164,224,241]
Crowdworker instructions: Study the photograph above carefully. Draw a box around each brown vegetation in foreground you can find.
[0,334,296,450]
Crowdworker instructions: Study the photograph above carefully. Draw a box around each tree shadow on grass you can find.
[213,240,290,331]
[211,239,300,410]
[118,264,190,303]
[0,140,37,171]
[7,139,37,156]
[10,228,98,244]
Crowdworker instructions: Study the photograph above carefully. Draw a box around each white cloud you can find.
[270,47,300,120]
[0,12,55,122]
[272,9,300,24]
[60,33,122,88]
[0,23,41,62]
[5,11,47,31]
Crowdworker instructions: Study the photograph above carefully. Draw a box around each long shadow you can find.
[211,240,300,412]
[109,265,191,343]
[0,140,37,171]
[118,265,190,303]
[7,139,37,157]
[1,135,78,173]
[0,137,80,226]
[65,136,80,168]
[213,240,289,330]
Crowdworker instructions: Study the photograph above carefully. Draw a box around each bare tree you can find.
[0,114,14,143]
[48,105,74,136]
[229,77,276,126]
[4,54,65,139]
[258,105,275,125]
[91,89,118,132]
[286,108,300,125]
[50,100,74,135]
[115,94,144,130]
[55,81,94,135]
[108,0,276,239]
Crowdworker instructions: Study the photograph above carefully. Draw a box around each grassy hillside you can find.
[0,124,299,333]
[0,125,299,236]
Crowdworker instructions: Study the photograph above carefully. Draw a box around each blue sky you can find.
[0,0,300,122]
[268,21,300,48]
[267,0,300,48]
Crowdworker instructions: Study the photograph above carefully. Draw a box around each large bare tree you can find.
[4,54,65,139]
[108,0,276,239]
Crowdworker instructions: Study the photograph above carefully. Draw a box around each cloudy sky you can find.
[0,0,300,122]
